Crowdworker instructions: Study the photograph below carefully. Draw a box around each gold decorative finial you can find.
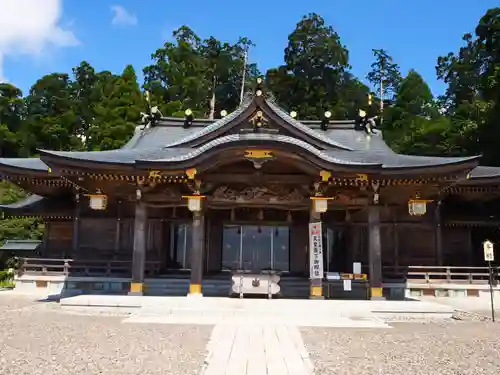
[185,168,197,180]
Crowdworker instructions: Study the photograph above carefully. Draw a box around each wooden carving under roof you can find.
[210,185,306,204]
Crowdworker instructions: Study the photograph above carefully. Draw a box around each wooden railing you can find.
[382,265,499,284]
[18,258,161,278]
[18,258,500,285]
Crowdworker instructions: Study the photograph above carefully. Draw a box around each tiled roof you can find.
[468,166,500,179]
[0,240,41,251]
[39,147,191,164]
[324,150,480,169]
[163,96,254,147]
[143,133,380,166]
[0,194,45,209]
[0,158,49,171]
[266,100,352,150]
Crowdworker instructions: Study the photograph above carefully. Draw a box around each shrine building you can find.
[1,83,499,300]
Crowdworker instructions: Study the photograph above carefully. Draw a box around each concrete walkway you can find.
[202,324,314,375]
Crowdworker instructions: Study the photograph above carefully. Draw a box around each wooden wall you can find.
[41,201,478,273]
[45,221,72,258]
[442,226,472,266]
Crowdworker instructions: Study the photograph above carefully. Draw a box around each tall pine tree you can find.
[90,65,143,150]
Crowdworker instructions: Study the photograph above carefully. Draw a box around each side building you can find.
[1,89,499,299]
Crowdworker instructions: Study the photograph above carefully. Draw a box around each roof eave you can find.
[379,156,481,176]
[0,158,50,176]
[38,149,137,171]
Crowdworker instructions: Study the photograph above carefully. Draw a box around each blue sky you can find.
[1,0,497,97]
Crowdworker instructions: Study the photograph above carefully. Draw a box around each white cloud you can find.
[0,0,79,82]
[110,5,137,27]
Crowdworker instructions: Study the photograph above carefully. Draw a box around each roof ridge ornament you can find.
[321,111,332,131]
[140,91,163,129]
[183,109,194,128]
[255,77,264,97]
[355,109,379,135]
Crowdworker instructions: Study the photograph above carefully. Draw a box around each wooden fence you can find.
[17,258,499,285]
[18,258,161,278]
[382,265,499,284]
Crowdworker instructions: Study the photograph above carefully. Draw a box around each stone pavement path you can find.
[201,323,314,375]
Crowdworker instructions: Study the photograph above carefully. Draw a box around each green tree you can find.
[367,49,402,113]
[143,26,209,117]
[90,65,143,150]
[23,73,79,153]
[384,70,452,155]
[435,8,500,164]
[266,13,366,119]
[144,27,257,118]
[0,83,24,157]
[0,181,43,269]
[72,61,100,150]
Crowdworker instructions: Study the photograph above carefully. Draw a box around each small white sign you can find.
[343,279,352,291]
[308,222,324,280]
[353,262,362,274]
[484,240,495,262]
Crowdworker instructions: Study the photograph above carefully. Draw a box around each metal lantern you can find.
[183,195,205,212]
[408,199,428,216]
[88,194,108,210]
[311,197,332,213]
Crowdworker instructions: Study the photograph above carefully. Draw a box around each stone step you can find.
[143,277,310,297]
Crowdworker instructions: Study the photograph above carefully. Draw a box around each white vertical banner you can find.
[309,222,324,279]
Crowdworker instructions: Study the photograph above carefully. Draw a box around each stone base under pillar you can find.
[187,293,203,298]
[310,285,324,299]
[128,282,143,296]
[309,295,325,300]
[370,287,385,300]
[188,283,203,297]
[128,291,144,296]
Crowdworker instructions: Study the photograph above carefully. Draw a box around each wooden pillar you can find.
[71,192,81,259]
[309,208,324,299]
[435,201,443,266]
[468,227,474,266]
[129,200,147,296]
[42,221,50,257]
[189,210,205,296]
[114,200,122,259]
[393,209,399,269]
[368,205,384,299]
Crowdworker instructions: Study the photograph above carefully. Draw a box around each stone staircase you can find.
[279,277,310,299]
[144,277,231,297]
[144,276,311,298]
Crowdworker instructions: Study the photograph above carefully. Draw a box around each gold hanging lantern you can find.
[408,194,432,216]
[310,196,335,213]
[183,195,205,212]
[88,194,108,210]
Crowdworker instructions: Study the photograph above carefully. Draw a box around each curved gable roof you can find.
[162,94,353,150]
[142,133,378,167]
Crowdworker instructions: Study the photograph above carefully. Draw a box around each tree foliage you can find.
[143,26,258,118]
[367,49,402,105]
[266,13,368,119]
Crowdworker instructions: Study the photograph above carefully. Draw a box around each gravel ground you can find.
[302,322,500,375]
[0,295,211,375]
